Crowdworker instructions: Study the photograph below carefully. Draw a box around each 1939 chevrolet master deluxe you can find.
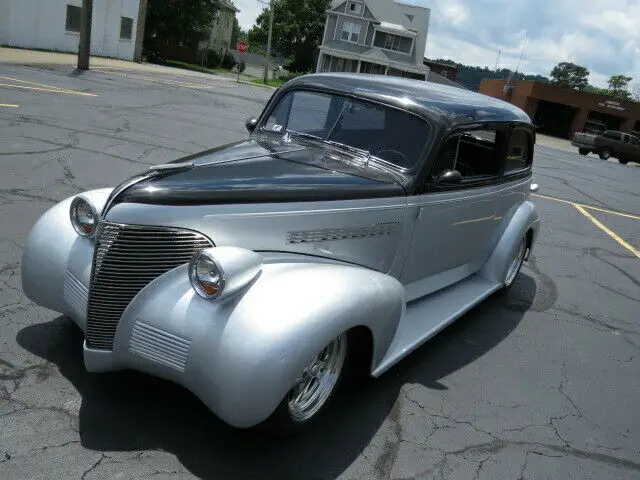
[22,74,539,434]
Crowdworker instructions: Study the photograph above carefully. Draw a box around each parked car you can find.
[21,74,540,434]
[593,130,640,164]
[571,119,607,155]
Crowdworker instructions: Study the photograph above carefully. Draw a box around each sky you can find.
[232,0,640,88]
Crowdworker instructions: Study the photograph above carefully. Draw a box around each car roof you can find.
[284,73,532,128]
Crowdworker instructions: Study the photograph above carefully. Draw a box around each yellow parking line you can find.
[0,103,20,108]
[533,193,640,221]
[0,75,97,96]
[0,83,98,97]
[574,205,640,259]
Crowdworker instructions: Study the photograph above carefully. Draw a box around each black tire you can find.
[257,332,354,437]
[619,159,629,165]
[599,148,612,160]
[578,148,589,156]
[496,237,527,296]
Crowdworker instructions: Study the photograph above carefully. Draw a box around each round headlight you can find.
[189,251,226,299]
[70,196,98,237]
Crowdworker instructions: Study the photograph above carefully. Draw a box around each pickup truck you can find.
[571,120,607,155]
[593,130,640,164]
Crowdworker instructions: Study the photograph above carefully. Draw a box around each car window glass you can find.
[430,129,502,183]
[265,91,332,135]
[505,129,531,173]
[261,90,429,169]
[630,136,640,146]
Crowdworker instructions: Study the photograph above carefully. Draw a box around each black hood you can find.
[110,135,407,207]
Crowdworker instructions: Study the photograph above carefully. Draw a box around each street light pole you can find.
[263,2,274,85]
[77,0,93,70]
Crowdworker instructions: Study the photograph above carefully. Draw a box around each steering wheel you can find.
[373,148,409,167]
[455,162,474,176]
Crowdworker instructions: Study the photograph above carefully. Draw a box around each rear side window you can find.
[505,129,531,173]
[430,129,503,182]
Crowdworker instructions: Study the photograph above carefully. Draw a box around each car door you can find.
[399,125,514,301]
[629,135,640,162]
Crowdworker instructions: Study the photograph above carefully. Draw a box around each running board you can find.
[372,274,502,377]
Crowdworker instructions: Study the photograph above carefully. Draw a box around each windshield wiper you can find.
[325,140,372,165]
[284,131,372,167]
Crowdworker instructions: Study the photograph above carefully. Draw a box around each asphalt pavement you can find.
[1,61,639,480]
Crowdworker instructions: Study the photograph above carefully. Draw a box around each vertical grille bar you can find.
[86,222,213,350]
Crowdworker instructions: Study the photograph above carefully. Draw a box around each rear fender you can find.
[480,200,539,284]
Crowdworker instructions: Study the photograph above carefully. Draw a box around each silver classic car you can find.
[22,74,540,434]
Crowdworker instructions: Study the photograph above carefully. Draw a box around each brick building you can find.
[479,79,640,139]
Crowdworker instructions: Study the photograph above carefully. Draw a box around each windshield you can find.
[260,90,429,170]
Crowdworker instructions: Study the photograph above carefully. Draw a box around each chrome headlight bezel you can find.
[188,250,227,299]
[69,196,99,238]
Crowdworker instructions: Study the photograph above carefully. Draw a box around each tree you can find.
[247,0,330,73]
[144,0,219,50]
[607,74,632,100]
[550,62,589,90]
[231,17,245,47]
[632,83,640,103]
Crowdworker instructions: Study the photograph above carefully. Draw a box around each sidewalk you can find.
[535,133,574,153]
[0,47,233,82]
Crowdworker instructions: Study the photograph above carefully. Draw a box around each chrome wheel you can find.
[287,334,347,423]
[504,238,526,287]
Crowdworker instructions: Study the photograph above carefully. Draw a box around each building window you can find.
[120,17,133,40]
[341,22,361,42]
[348,2,363,15]
[65,5,82,33]
[373,32,412,53]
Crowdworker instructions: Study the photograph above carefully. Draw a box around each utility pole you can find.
[77,0,93,70]
[263,1,274,85]
[494,50,501,72]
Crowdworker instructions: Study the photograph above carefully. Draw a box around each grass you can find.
[164,60,220,75]
[250,77,285,87]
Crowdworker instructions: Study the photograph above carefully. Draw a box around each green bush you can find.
[221,52,236,69]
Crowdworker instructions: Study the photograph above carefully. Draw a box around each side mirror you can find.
[245,117,258,133]
[436,169,462,186]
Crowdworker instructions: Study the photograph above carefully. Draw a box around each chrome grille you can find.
[86,222,213,350]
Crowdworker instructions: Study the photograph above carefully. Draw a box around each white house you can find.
[0,0,144,61]
[317,0,430,80]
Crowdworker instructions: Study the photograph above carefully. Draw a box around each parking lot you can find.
[1,60,639,480]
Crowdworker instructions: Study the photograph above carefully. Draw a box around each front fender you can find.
[21,189,113,328]
[480,200,539,283]
[95,261,404,428]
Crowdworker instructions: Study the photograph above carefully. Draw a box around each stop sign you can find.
[236,41,248,53]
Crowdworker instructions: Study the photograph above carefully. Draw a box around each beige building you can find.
[208,0,239,56]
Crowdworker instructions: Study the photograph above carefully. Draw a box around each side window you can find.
[630,136,640,147]
[505,129,531,173]
[430,129,502,184]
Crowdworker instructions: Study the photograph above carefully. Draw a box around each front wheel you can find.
[261,333,348,435]
[599,148,611,160]
[578,148,589,155]
[619,158,629,165]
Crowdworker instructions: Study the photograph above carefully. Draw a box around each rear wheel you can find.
[619,158,629,165]
[260,333,348,435]
[599,147,612,160]
[578,148,589,155]
[497,237,527,295]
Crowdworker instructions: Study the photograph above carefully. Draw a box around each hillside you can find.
[431,59,550,91]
